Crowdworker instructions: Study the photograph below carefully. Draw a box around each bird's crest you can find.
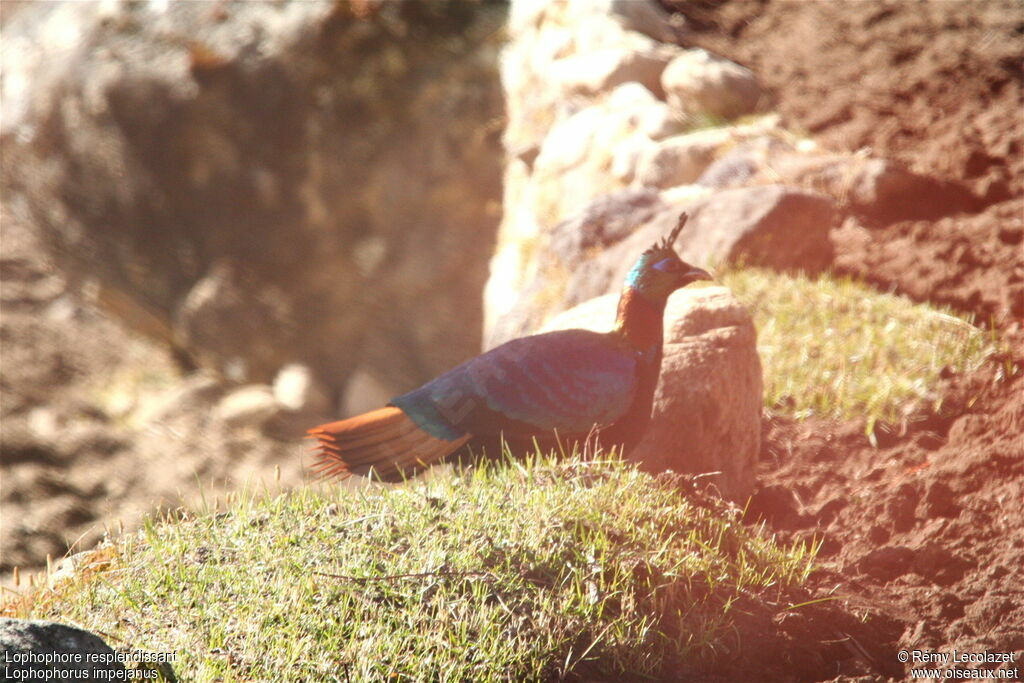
[644,212,688,256]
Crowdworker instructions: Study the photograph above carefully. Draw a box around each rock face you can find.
[542,287,762,501]
[2,0,505,402]
[0,618,126,679]
[489,0,779,340]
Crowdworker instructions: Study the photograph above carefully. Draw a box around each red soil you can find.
[670,0,1024,679]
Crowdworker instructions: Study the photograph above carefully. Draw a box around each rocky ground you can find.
[2,1,1022,680]
[1,212,315,583]
[671,0,1023,679]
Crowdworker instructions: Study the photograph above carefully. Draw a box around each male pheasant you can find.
[309,213,711,481]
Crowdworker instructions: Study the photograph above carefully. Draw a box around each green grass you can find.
[11,453,817,681]
[718,268,1001,425]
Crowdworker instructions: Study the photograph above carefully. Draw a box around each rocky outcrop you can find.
[488,0,782,341]
[542,287,762,501]
[486,0,978,345]
[2,0,505,404]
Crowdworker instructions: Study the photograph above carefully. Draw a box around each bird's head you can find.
[625,213,712,301]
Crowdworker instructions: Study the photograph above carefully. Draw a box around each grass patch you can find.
[719,268,1000,424]
[8,453,816,681]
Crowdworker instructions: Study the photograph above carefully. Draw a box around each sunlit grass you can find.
[720,268,1001,425]
[7,452,817,682]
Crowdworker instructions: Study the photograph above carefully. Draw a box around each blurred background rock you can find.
[3,0,506,404]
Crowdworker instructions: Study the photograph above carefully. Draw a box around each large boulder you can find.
[542,286,762,501]
[2,0,505,402]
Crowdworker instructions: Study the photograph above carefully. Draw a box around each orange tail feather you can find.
[308,407,469,481]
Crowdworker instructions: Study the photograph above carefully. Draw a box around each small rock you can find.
[677,185,837,273]
[215,385,280,429]
[0,618,125,679]
[548,188,666,262]
[272,363,331,414]
[697,152,761,189]
[135,373,223,425]
[661,48,762,121]
[551,47,672,97]
[633,127,732,189]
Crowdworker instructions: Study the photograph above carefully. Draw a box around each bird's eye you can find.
[652,258,678,272]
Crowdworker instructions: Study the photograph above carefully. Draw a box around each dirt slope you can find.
[669,0,1023,679]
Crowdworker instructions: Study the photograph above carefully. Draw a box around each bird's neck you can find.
[613,286,666,352]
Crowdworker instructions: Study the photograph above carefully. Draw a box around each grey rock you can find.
[0,618,125,680]
[215,385,280,429]
[548,188,666,262]
[697,154,761,189]
[696,138,794,189]
[768,154,979,224]
[273,363,331,414]
[485,188,666,349]
[698,146,979,224]
[633,128,732,189]
[674,185,837,272]
[607,0,683,44]
[551,48,673,98]
[2,0,504,396]
[662,48,763,121]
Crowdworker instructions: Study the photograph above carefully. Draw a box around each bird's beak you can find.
[683,267,714,284]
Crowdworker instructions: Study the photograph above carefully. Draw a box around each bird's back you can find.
[391,328,639,447]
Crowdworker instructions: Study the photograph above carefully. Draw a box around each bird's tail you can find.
[308,406,469,481]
